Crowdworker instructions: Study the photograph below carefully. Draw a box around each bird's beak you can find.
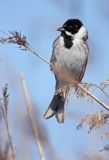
[57,27,65,32]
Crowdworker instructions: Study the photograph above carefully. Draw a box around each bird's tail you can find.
[44,93,66,123]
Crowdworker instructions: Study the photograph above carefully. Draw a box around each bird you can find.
[44,19,89,123]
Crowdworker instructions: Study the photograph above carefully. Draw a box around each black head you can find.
[57,19,83,35]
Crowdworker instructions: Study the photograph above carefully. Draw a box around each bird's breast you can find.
[51,36,88,86]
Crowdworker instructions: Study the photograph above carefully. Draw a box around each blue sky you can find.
[0,0,109,159]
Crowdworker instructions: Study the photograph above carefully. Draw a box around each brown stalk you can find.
[1,107,16,160]
[20,73,46,160]
[1,85,16,160]
[25,45,50,65]
[78,83,109,111]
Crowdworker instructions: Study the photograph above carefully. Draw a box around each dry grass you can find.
[0,31,109,109]
[0,30,109,159]
[20,74,46,160]
[0,31,50,65]
[0,85,16,160]
[77,111,109,133]
[77,111,109,152]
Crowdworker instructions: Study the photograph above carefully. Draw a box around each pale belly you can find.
[51,37,88,88]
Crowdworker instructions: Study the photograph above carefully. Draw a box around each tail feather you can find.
[43,106,55,119]
[44,94,65,123]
